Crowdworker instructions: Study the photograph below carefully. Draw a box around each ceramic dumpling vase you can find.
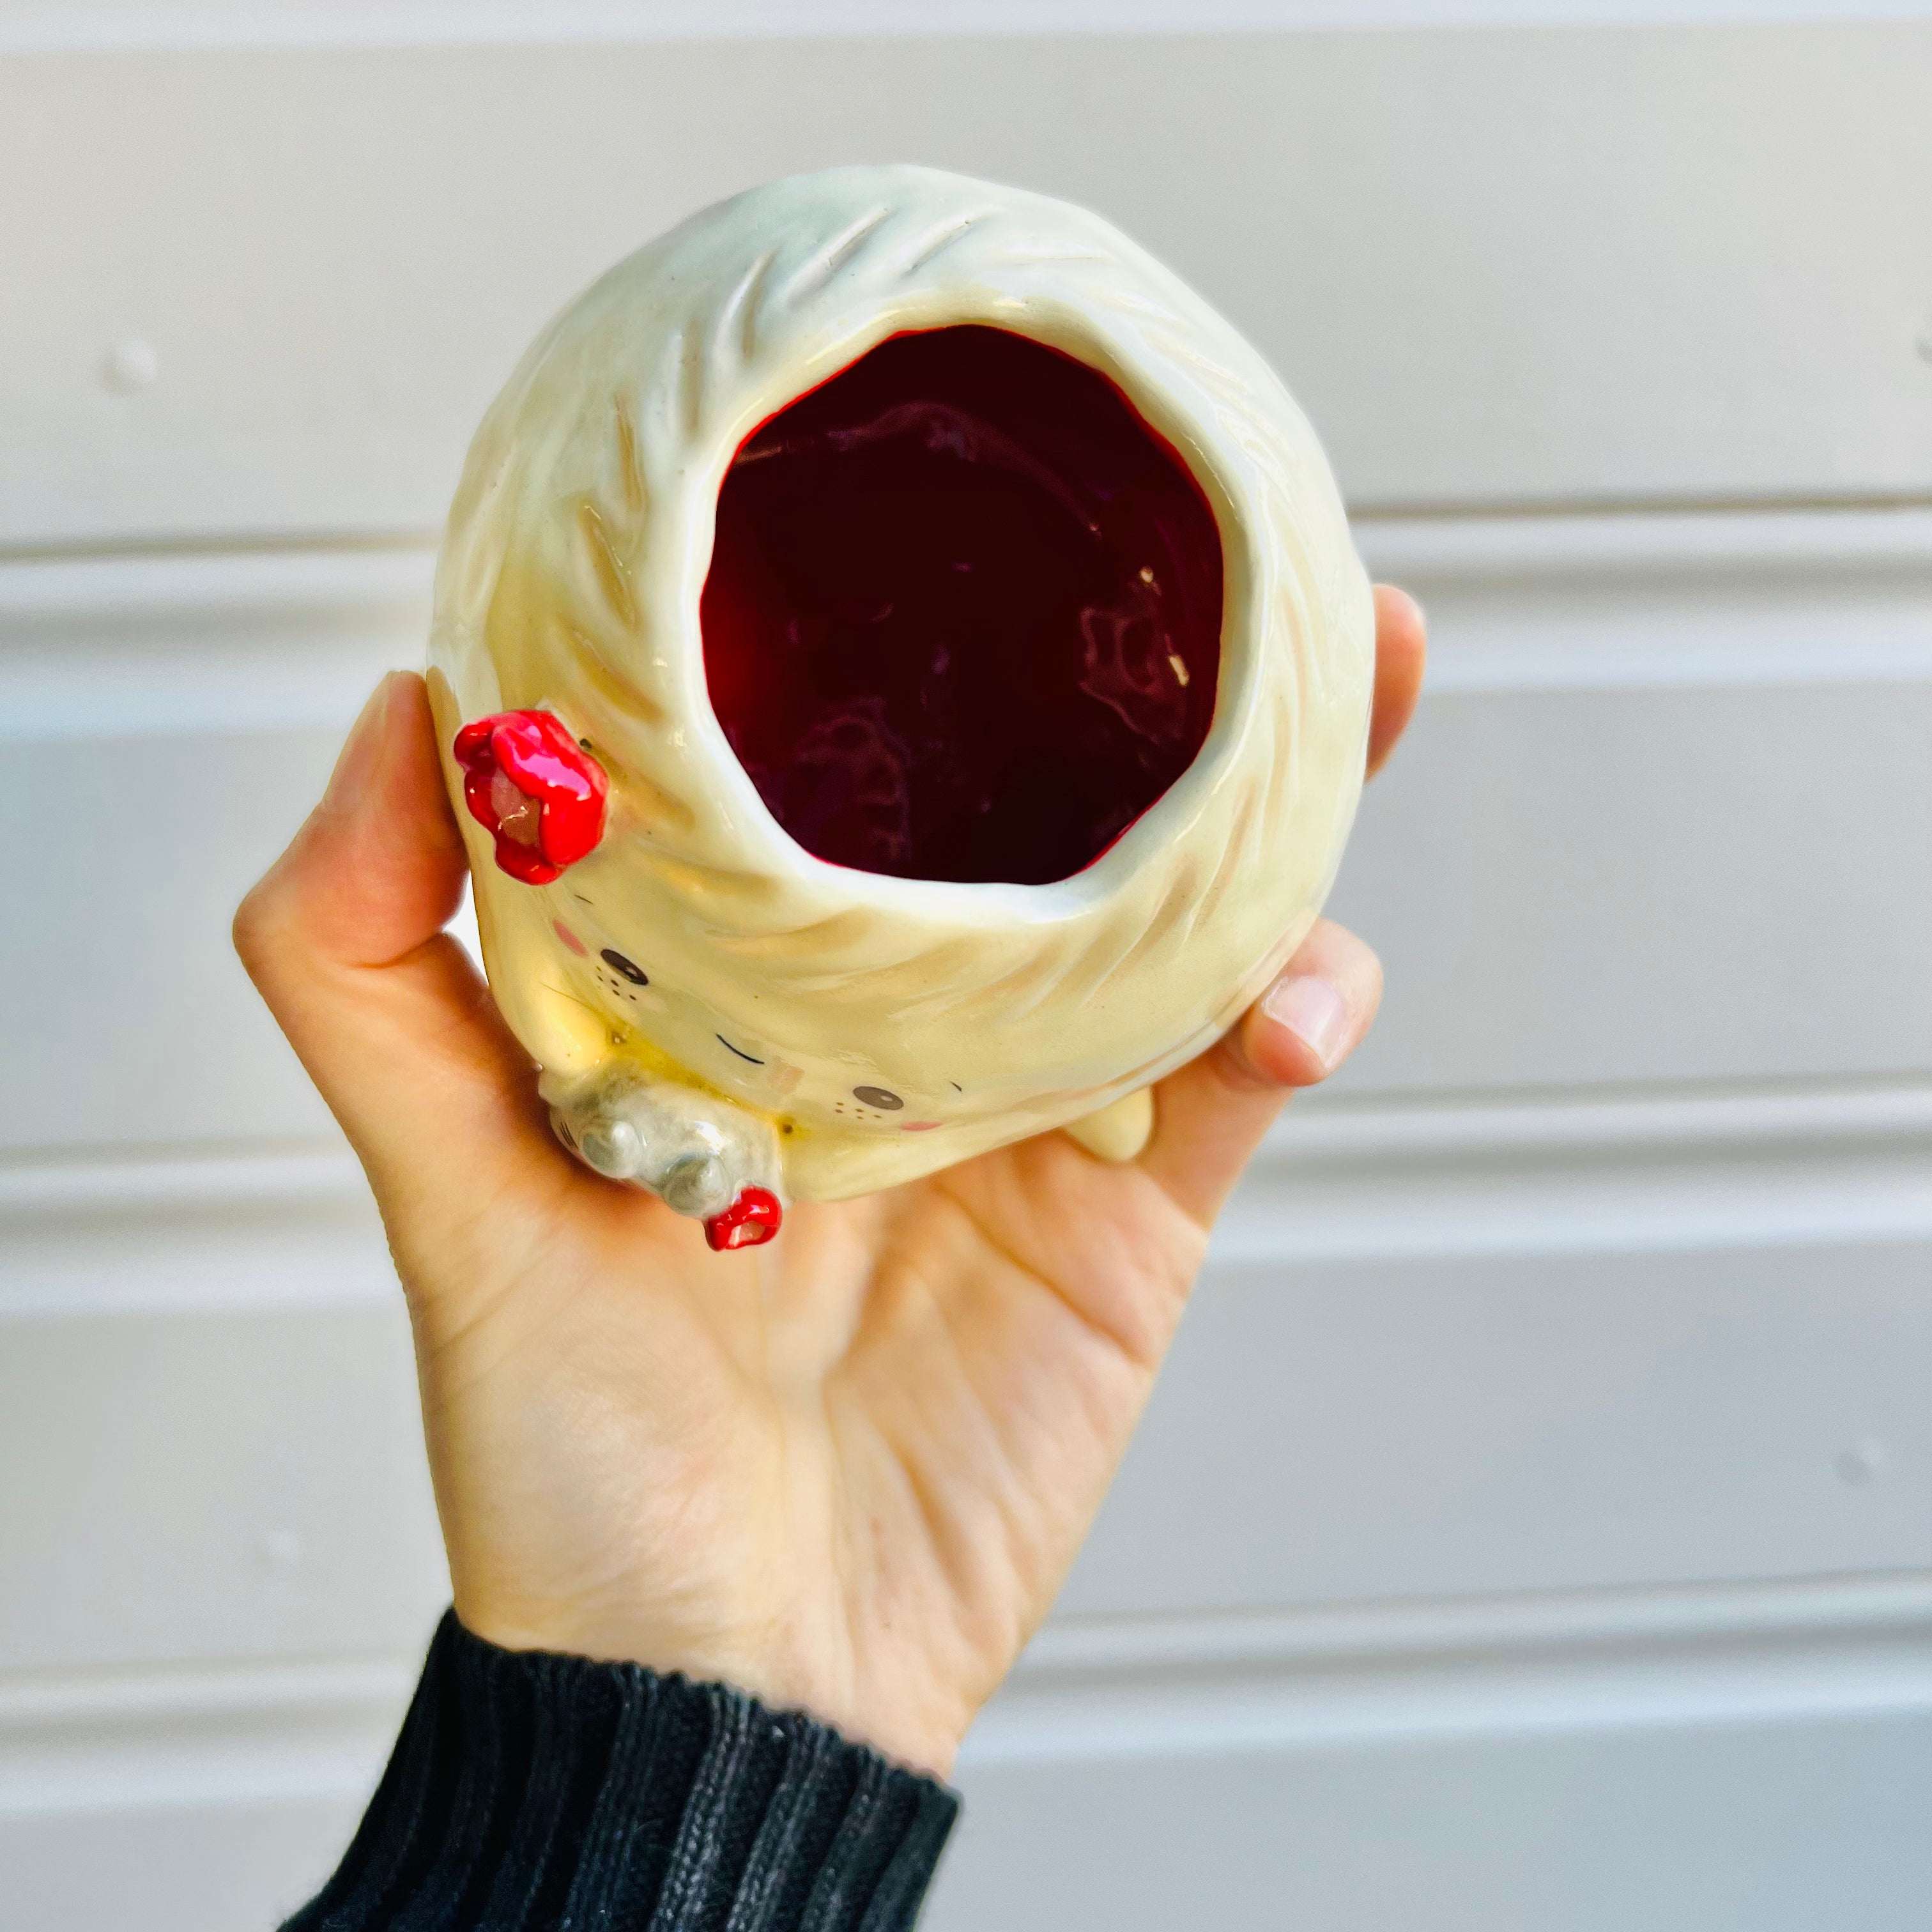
[429,164,1374,1251]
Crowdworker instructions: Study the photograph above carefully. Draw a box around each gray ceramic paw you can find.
[540,1067,783,1221]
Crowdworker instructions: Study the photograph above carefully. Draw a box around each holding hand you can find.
[236,587,1425,1777]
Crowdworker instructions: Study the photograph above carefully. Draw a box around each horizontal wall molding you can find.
[1354,503,1932,591]
[971,1569,1932,1765]
[2,1572,1924,1814]
[1018,1568,1932,1680]
[4,505,1929,740]
[7,4,1930,57]
[0,1144,365,1222]
[1354,507,1932,693]
[1,1074,1926,1320]
[0,1653,415,1817]
[1282,1074,1932,1159]
[1228,1075,1932,1261]
[0,545,429,739]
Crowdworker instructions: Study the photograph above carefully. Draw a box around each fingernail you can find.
[323,675,396,815]
[1261,974,1351,1073]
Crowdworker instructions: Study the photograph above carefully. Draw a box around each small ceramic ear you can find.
[1064,1088,1154,1162]
[454,710,607,884]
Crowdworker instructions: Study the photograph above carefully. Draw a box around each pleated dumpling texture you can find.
[429,165,1374,1207]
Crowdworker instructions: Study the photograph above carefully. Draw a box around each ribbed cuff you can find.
[285,1611,960,1932]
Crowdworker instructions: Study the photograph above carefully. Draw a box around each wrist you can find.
[453,1589,974,1779]
[290,1611,962,1932]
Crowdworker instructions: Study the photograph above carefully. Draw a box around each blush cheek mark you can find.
[903,1121,941,1132]
[553,921,588,956]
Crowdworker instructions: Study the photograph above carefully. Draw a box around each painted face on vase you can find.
[430,166,1374,1245]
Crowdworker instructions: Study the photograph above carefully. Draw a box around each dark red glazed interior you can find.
[701,325,1223,885]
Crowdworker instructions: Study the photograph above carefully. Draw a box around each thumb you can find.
[234,672,551,1197]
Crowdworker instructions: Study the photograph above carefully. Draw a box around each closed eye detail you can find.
[717,1035,766,1065]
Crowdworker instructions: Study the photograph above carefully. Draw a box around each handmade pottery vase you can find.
[429,164,1374,1250]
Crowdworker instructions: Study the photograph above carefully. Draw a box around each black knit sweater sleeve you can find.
[284,1611,960,1932]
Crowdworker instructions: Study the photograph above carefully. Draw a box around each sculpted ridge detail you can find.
[428,165,1374,1229]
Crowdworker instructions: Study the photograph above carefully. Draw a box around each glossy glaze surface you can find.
[431,165,1374,1211]
[703,326,1222,885]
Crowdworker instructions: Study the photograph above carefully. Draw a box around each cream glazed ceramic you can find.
[429,164,1374,1249]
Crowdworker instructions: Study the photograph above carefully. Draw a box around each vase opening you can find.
[702,324,1223,886]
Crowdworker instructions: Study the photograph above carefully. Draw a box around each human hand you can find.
[235,586,1425,1777]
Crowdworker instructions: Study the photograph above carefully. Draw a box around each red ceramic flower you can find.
[705,1187,783,1251]
[454,710,608,885]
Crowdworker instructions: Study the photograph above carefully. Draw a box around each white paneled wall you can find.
[4,25,1932,543]
[1,14,1929,1932]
